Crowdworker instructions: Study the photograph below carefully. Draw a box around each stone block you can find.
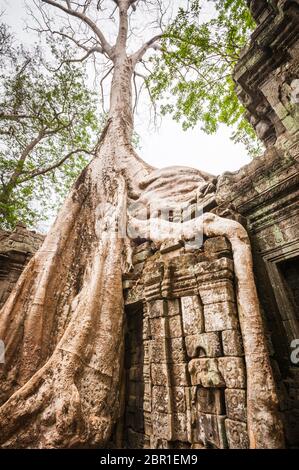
[222,329,244,356]
[123,279,134,289]
[181,296,204,336]
[225,389,247,422]
[149,336,186,364]
[204,236,231,254]
[188,358,225,388]
[143,364,151,383]
[225,419,249,449]
[143,382,152,412]
[185,332,222,358]
[150,315,182,338]
[152,386,171,414]
[204,301,238,332]
[169,337,187,363]
[192,413,227,448]
[173,412,189,441]
[198,281,235,305]
[152,412,172,440]
[191,443,206,449]
[196,388,225,415]
[218,357,246,389]
[168,315,183,338]
[167,298,181,316]
[142,317,151,340]
[132,248,152,264]
[195,258,234,279]
[149,337,168,363]
[151,363,189,386]
[150,436,171,449]
[150,363,168,386]
[144,411,152,436]
[172,386,190,414]
[134,241,152,253]
[143,340,150,365]
[150,317,166,338]
[282,115,298,134]
[147,299,166,318]
[171,364,189,386]
[125,283,144,305]
[160,240,183,254]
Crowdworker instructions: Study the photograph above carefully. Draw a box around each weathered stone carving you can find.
[122,228,284,449]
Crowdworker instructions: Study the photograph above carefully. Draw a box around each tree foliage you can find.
[0,28,100,230]
[147,0,261,155]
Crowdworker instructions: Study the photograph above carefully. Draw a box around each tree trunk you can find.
[0,59,151,448]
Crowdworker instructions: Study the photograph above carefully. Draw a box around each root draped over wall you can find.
[0,128,149,447]
[128,211,285,448]
[0,156,284,447]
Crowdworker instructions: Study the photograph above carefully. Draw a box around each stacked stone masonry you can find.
[0,223,44,309]
[123,238,248,449]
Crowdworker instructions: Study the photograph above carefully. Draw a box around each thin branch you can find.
[0,113,32,121]
[99,65,114,112]
[45,29,103,55]
[41,0,113,58]
[133,71,138,114]
[19,148,92,182]
[6,131,46,187]
[134,70,158,125]
[63,47,102,64]
[131,34,163,65]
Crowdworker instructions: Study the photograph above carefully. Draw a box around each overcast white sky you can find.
[1,0,252,176]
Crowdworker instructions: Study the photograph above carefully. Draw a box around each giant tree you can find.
[0,0,283,449]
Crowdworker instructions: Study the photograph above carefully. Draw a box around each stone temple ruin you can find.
[0,0,299,449]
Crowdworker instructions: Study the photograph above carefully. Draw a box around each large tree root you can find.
[0,161,130,447]
[0,158,284,448]
[129,212,285,449]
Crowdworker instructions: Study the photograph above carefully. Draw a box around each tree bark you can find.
[0,48,284,449]
[0,59,152,447]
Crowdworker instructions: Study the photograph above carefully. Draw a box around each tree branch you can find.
[6,131,47,188]
[19,148,92,183]
[41,0,113,58]
[0,113,32,121]
[45,29,103,56]
[114,0,130,54]
[100,65,114,112]
[64,47,102,64]
[131,34,163,65]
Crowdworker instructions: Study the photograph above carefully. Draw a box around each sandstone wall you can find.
[212,0,299,447]
[121,238,249,449]
[0,224,44,309]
